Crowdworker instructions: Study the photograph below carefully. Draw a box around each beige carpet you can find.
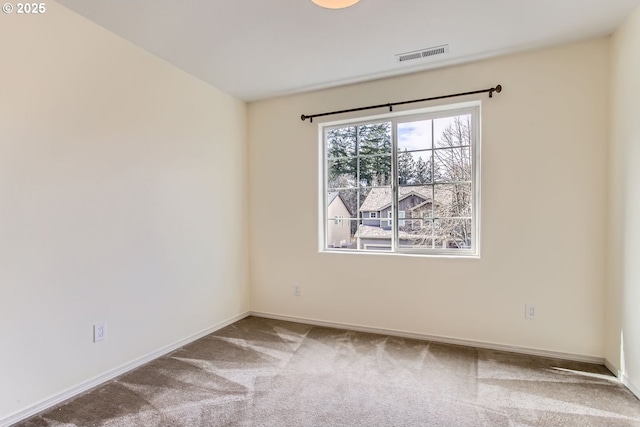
[15,316,640,427]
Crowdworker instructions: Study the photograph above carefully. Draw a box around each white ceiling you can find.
[56,0,640,101]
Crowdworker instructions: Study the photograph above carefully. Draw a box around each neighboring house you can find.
[359,186,433,229]
[327,192,352,248]
[356,186,447,250]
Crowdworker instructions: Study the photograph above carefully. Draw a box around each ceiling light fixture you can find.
[311,0,360,9]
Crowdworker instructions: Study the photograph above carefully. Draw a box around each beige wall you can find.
[607,5,640,397]
[0,2,249,421]
[249,38,609,358]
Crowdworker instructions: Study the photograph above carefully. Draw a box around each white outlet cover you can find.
[94,322,106,342]
[525,305,536,319]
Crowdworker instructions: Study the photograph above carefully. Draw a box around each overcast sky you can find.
[398,115,468,161]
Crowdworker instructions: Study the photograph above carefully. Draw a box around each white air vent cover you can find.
[395,45,449,63]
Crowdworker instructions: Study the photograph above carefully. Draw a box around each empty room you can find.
[2,0,640,426]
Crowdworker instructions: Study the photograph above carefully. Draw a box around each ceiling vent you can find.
[395,45,449,63]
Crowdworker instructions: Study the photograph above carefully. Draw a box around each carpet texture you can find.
[14,316,640,426]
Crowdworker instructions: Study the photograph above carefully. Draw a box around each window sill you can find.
[320,248,480,259]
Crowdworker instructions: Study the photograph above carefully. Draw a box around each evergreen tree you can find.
[327,123,392,188]
[398,149,416,185]
[357,122,392,187]
[415,156,432,184]
[327,126,357,189]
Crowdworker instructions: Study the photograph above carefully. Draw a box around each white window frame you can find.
[320,101,481,257]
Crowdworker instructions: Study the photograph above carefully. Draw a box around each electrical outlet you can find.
[294,285,301,297]
[94,322,106,342]
[525,304,536,320]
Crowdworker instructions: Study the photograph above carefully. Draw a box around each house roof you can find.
[355,225,432,240]
[409,198,436,212]
[359,186,433,212]
[328,191,354,216]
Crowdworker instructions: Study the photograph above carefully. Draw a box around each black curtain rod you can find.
[300,84,502,123]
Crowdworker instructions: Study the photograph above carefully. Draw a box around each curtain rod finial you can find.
[495,84,502,93]
[301,114,307,121]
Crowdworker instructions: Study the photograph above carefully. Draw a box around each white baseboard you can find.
[602,360,640,401]
[622,373,640,401]
[251,311,605,365]
[604,359,620,377]
[1,311,251,427]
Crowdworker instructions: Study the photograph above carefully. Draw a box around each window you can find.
[385,211,392,228]
[322,102,480,256]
